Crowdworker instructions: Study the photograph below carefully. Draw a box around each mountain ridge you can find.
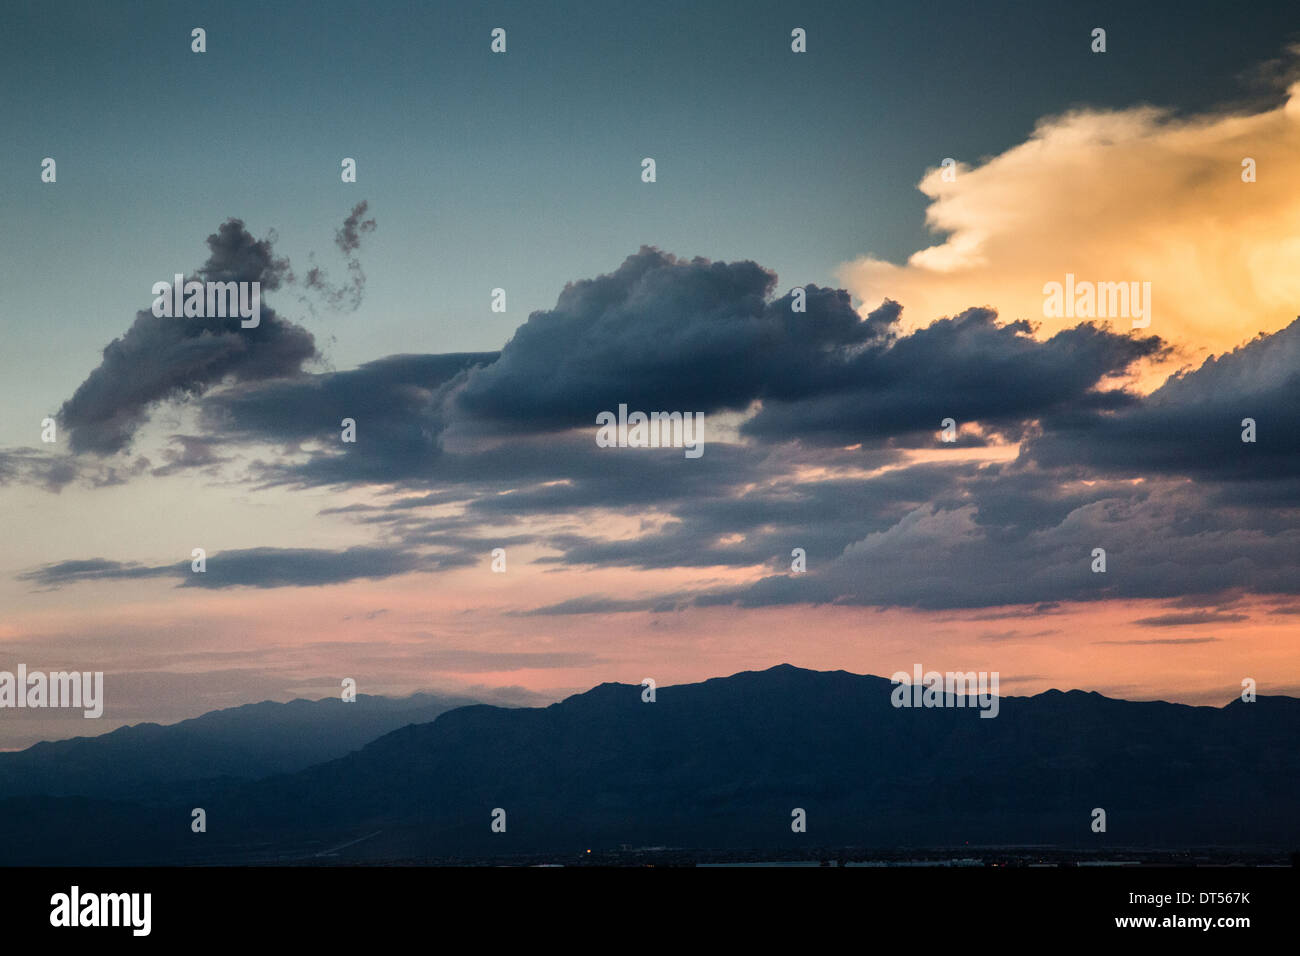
[0,691,481,803]
[1,664,1295,864]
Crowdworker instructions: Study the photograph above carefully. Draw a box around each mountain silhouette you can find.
[0,692,478,804]
[2,665,1296,864]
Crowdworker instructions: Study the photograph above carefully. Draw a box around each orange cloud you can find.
[840,81,1300,369]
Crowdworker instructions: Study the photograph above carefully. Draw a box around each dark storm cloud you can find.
[943,466,1154,542]
[528,461,968,571]
[200,352,496,469]
[19,546,459,590]
[30,245,1300,614]
[458,438,768,513]
[690,477,1300,612]
[253,422,772,497]
[448,247,1163,445]
[309,446,935,575]
[196,219,294,287]
[520,465,1300,617]
[1025,316,1300,485]
[184,249,1160,492]
[742,310,1166,444]
[57,219,315,455]
[454,247,897,429]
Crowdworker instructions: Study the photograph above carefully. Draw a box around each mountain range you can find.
[0,692,477,803]
[1,665,1296,865]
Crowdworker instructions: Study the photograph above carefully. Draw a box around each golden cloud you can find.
[840,81,1300,376]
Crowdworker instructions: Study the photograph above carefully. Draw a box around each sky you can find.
[1,0,1298,748]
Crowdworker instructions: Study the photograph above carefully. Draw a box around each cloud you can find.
[454,248,1161,447]
[302,200,378,311]
[699,475,1300,611]
[196,247,1161,490]
[741,308,1165,444]
[24,233,1300,615]
[517,595,694,617]
[16,558,175,589]
[197,351,496,485]
[18,546,456,590]
[1133,611,1249,627]
[204,351,495,437]
[57,219,315,455]
[1025,317,1300,488]
[839,81,1300,360]
[455,247,895,430]
[0,448,149,492]
[525,459,965,571]
[1093,638,1221,646]
[176,547,448,588]
[150,435,231,477]
[0,448,80,492]
[335,201,376,255]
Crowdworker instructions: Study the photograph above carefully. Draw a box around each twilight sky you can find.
[2,0,1298,748]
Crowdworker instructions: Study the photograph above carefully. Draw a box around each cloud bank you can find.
[839,81,1300,361]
